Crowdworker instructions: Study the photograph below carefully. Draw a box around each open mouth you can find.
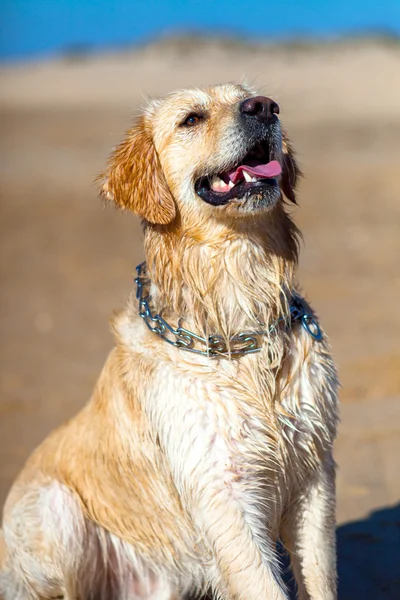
[195,142,282,207]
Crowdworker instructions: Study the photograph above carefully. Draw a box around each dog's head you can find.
[101,84,300,224]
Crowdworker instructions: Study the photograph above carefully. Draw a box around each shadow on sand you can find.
[187,503,400,600]
[337,503,400,600]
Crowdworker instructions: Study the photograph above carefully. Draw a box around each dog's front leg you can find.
[281,455,337,600]
[190,482,289,600]
[153,387,289,600]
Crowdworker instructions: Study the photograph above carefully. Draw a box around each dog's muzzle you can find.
[195,97,282,208]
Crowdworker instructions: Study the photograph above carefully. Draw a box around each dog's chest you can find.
[145,347,334,511]
[148,365,262,481]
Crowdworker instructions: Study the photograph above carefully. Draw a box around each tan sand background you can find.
[0,38,399,598]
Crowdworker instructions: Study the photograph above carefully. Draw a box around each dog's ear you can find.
[281,139,302,204]
[100,118,176,225]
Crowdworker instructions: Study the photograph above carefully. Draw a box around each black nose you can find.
[240,96,280,124]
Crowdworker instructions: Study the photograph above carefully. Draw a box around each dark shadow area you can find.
[185,504,400,600]
[337,503,400,600]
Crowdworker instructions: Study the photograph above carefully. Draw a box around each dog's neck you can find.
[143,205,299,340]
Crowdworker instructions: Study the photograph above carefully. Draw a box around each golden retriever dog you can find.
[0,83,338,600]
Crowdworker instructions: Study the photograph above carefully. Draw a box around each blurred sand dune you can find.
[0,38,399,598]
[1,40,400,124]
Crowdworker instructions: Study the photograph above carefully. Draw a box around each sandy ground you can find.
[0,39,399,598]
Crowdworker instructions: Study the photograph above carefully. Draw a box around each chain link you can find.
[135,262,322,358]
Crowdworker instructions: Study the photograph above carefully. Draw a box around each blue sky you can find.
[1,0,400,62]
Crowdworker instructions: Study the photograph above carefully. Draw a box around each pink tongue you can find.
[228,160,282,184]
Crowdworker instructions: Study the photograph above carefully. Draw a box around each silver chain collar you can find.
[135,262,322,358]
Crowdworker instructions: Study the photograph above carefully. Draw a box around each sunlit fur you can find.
[1,84,339,600]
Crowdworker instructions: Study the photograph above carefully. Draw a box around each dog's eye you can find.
[181,113,204,127]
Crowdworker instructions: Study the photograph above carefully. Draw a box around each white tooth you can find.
[228,180,235,189]
[251,175,258,183]
[211,175,225,189]
[243,171,253,183]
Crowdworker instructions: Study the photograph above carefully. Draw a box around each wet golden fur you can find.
[1,84,338,600]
